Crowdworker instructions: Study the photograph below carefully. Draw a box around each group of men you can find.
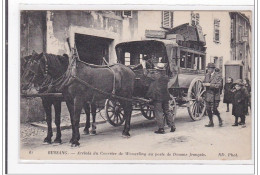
[141,55,228,134]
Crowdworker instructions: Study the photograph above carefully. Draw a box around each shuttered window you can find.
[191,12,200,26]
[214,19,220,43]
[238,25,242,41]
[231,19,234,39]
[162,11,173,29]
[122,11,132,18]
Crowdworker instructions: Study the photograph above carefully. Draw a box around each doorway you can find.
[75,33,113,65]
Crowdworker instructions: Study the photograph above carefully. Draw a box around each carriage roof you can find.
[115,39,180,66]
[115,39,179,53]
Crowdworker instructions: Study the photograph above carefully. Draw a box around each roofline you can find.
[229,12,251,26]
[115,39,179,48]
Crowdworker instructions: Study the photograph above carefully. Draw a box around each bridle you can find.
[21,53,49,91]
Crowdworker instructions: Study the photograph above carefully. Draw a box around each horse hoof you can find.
[43,138,52,144]
[90,131,96,136]
[69,139,73,143]
[83,130,90,135]
[122,132,130,138]
[71,141,80,147]
[53,139,62,145]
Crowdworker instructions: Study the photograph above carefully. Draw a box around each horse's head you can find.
[21,52,47,92]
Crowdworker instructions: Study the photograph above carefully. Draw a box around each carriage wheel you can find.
[163,94,177,125]
[105,99,125,127]
[187,78,206,121]
[169,94,177,118]
[140,104,155,120]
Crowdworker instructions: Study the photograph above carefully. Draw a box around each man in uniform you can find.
[203,63,223,127]
[145,63,176,134]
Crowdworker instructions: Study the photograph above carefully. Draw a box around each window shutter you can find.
[214,19,220,43]
[191,12,196,26]
[162,11,173,28]
[122,11,132,18]
[195,13,200,25]
[219,56,223,74]
[231,19,234,39]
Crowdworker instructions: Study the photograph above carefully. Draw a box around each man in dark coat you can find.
[145,63,176,134]
[232,79,249,126]
[223,77,234,112]
[203,63,223,127]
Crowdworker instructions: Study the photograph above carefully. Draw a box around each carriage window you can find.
[186,53,192,68]
[180,51,186,68]
[201,55,205,70]
[194,54,201,70]
[125,52,130,66]
[194,56,198,70]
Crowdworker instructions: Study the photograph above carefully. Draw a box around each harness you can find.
[74,44,117,95]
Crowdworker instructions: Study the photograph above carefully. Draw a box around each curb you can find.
[30,112,141,131]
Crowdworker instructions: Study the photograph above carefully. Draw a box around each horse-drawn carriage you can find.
[21,24,207,146]
[104,37,207,126]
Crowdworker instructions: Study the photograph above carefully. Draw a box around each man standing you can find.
[145,63,176,134]
[203,63,223,127]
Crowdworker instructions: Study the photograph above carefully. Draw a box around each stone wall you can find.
[20,98,45,123]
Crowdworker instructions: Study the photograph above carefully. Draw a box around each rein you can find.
[72,75,149,105]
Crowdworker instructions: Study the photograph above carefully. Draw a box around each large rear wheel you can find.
[187,78,206,121]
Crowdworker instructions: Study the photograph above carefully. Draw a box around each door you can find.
[225,65,242,82]
[75,33,113,65]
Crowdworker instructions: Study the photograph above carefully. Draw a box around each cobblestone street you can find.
[20,98,252,161]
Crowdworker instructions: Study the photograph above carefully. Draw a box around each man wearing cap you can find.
[203,63,223,127]
[145,63,176,134]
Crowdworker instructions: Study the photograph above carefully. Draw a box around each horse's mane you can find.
[43,53,69,68]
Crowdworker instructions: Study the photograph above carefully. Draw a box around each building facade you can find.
[20,10,251,78]
[226,12,251,81]
[173,11,232,78]
[138,11,251,80]
[21,10,139,63]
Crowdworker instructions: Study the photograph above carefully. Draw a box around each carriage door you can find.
[75,33,113,65]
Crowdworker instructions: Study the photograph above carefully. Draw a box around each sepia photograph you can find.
[19,9,254,162]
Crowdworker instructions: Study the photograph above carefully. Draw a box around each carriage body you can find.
[114,31,207,121]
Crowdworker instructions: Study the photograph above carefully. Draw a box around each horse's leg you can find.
[71,96,84,147]
[53,100,62,144]
[90,103,97,135]
[83,103,90,135]
[65,96,75,144]
[121,101,132,137]
[42,98,53,144]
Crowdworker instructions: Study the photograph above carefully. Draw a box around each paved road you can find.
[20,101,252,161]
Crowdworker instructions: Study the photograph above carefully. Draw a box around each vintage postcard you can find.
[19,9,253,163]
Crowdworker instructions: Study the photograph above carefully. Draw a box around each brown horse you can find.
[62,56,135,147]
[21,52,97,144]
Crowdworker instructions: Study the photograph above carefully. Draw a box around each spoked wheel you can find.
[187,78,206,121]
[169,94,177,118]
[163,94,177,125]
[140,104,155,120]
[105,99,125,127]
